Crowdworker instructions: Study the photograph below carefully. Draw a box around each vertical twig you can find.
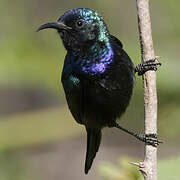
[136,0,158,180]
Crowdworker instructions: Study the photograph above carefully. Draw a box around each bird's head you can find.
[37,8,110,52]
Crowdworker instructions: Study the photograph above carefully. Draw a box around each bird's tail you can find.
[85,128,102,174]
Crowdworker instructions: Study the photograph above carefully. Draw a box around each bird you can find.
[37,8,161,174]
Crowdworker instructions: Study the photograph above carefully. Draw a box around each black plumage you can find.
[38,8,136,174]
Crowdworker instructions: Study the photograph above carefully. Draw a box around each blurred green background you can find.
[0,0,179,179]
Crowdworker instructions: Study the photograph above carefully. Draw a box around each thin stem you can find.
[136,0,158,180]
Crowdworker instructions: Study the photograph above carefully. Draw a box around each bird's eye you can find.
[76,20,84,28]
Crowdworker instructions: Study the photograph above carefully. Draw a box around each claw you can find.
[141,133,163,147]
[114,123,163,147]
[135,57,161,76]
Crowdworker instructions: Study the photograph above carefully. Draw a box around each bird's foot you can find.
[136,133,163,147]
[135,57,161,76]
[114,123,162,147]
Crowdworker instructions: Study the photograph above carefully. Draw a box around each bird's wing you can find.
[110,34,123,48]
[110,34,135,71]
[97,35,135,91]
[61,54,84,124]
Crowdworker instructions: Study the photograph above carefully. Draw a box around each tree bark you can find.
[136,0,158,180]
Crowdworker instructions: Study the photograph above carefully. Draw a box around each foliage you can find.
[98,157,142,180]
[98,157,180,180]
[0,107,83,150]
[0,151,33,180]
[0,0,179,179]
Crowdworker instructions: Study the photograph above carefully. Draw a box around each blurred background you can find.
[0,0,180,179]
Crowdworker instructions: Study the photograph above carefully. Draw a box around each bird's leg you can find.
[114,123,162,147]
[135,57,161,76]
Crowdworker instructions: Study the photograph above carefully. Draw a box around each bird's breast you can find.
[71,48,114,76]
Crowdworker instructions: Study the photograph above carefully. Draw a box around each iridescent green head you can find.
[38,8,110,51]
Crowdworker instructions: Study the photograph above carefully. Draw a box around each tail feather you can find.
[85,129,102,174]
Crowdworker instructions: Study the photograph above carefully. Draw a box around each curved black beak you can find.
[37,22,72,32]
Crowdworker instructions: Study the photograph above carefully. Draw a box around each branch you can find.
[135,0,158,180]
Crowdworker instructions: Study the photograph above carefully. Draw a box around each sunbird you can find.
[38,8,161,174]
